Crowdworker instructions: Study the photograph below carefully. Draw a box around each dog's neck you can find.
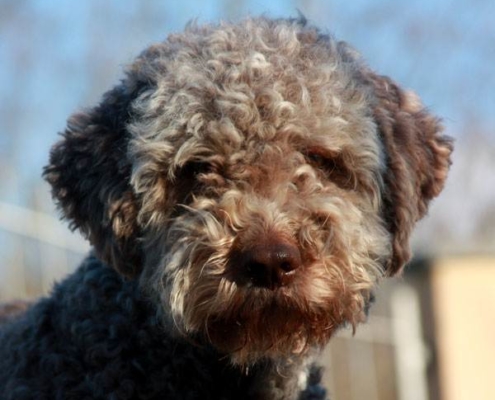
[241,358,325,400]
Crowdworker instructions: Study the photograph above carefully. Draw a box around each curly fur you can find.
[0,17,452,399]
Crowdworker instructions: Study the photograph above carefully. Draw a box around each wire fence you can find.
[0,201,88,300]
[321,280,430,400]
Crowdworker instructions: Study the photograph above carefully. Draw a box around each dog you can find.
[0,17,452,400]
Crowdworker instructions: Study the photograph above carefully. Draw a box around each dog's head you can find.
[44,17,452,365]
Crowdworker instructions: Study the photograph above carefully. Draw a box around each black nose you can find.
[239,242,301,289]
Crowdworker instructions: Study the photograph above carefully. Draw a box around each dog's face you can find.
[44,18,452,365]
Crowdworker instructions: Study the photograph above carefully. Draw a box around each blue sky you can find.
[1,0,494,206]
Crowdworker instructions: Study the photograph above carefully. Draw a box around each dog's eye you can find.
[173,161,212,193]
[306,151,356,190]
[307,153,329,168]
[176,161,211,180]
[307,152,339,175]
[171,161,213,205]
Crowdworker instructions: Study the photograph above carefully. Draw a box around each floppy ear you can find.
[43,82,145,278]
[367,74,453,276]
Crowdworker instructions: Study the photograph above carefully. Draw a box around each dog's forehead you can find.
[128,18,382,173]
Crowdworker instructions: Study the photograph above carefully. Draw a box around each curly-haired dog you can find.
[0,17,452,400]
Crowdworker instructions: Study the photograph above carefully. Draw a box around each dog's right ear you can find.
[336,43,453,276]
[365,74,453,276]
[44,82,145,278]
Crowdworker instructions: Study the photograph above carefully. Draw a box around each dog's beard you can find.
[185,283,357,365]
[144,227,384,365]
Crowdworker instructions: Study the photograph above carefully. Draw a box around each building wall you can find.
[432,257,495,400]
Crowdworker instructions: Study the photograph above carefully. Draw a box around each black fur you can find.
[0,256,326,400]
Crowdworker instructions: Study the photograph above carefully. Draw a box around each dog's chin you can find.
[204,322,326,366]
[187,296,346,366]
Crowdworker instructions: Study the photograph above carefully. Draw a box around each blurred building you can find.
[318,255,495,400]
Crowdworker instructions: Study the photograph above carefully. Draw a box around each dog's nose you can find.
[241,242,301,289]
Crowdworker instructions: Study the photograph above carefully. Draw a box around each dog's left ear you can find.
[44,82,144,278]
[366,74,453,276]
